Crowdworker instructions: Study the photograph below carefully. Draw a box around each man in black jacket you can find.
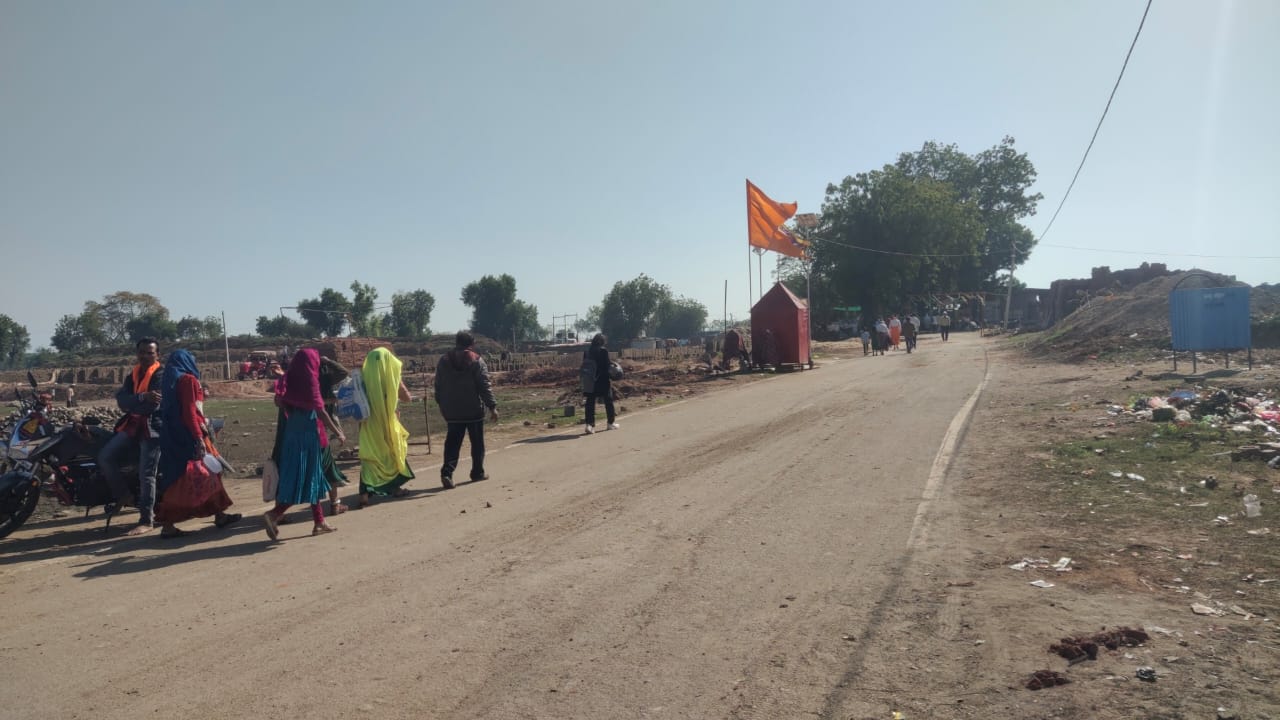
[99,337,164,536]
[433,332,498,489]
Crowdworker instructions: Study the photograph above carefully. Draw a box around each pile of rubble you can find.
[3,403,124,429]
[1105,385,1280,468]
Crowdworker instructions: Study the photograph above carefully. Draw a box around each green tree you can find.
[0,314,30,369]
[653,296,708,339]
[85,291,171,345]
[297,288,352,337]
[894,136,1041,290]
[51,312,104,353]
[594,274,671,343]
[814,166,985,317]
[460,274,539,342]
[125,311,178,342]
[349,281,381,336]
[176,315,224,341]
[24,347,59,368]
[506,300,542,341]
[385,290,436,339]
[255,315,312,338]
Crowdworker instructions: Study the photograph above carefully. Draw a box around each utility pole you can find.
[222,311,231,380]
[1002,243,1018,330]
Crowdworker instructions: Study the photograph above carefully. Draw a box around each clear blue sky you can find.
[3,0,1277,347]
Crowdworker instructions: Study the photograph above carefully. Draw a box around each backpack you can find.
[579,351,597,393]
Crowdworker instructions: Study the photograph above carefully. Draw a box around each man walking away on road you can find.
[434,332,498,489]
[860,327,871,356]
[582,333,618,434]
[939,312,952,341]
[99,337,164,536]
[903,316,918,353]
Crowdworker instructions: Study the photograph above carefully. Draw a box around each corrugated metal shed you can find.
[1169,287,1251,351]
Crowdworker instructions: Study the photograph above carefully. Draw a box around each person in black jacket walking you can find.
[583,333,618,434]
[433,332,499,489]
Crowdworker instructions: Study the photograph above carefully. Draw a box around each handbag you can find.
[262,458,279,502]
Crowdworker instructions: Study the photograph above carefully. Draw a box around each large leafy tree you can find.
[385,290,436,339]
[0,314,30,369]
[814,166,985,318]
[85,291,171,345]
[894,136,1041,290]
[297,288,352,337]
[51,312,105,353]
[591,274,671,343]
[460,274,540,342]
[256,315,312,338]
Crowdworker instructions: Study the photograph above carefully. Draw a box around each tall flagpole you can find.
[746,180,753,318]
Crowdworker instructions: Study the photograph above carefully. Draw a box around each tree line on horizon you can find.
[2,136,1059,368]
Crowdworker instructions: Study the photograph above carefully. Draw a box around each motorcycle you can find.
[0,374,139,540]
[0,374,56,476]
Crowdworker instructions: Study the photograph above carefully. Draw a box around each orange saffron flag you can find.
[746,180,807,258]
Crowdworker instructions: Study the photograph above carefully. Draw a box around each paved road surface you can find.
[0,334,988,720]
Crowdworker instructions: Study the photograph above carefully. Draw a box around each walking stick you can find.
[422,397,433,454]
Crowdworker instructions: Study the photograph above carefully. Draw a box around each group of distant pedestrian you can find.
[862,313,929,356]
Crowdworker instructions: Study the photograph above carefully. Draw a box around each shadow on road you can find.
[70,528,276,578]
[511,434,581,445]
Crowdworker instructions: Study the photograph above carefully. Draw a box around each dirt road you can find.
[0,335,990,720]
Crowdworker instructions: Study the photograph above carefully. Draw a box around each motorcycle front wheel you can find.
[0,470,41,540]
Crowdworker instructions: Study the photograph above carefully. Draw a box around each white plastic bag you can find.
[262,458,279,502]
[335,370,371,421]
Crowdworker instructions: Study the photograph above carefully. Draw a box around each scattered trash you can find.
[1217,708,1239,720]
[1191,603,1224,616]
[1243,494,1262,518]
[1202,476,1219,490]
[1147,626,1174,635]
[1125,473,1146,482]
[946,580,975,587]
[1109,471,1124,478]
[1246,527,1271,536]
[1214,515,1232,526]
[1025,670,1071,690]
[1008,557,1065,572]
[1135,666,1157,683]
[1030,580,1055,588]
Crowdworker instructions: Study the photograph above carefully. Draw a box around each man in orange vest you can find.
[98,337,165,536]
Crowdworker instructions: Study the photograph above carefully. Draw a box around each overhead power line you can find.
[1035,0,1153,244]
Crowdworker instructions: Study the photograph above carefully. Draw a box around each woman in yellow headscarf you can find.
[357,348,415,506]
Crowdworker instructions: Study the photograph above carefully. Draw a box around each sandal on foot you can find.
[159,527,190,539]
[214,512,242,529]
[330,502,348,515]
[312,523,338,536]
[357,494,370,509]
[391,487,410,498]
[262,512,279,541]
[125,524,156,537]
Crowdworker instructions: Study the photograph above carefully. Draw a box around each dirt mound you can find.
[1026,270,1280,359]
